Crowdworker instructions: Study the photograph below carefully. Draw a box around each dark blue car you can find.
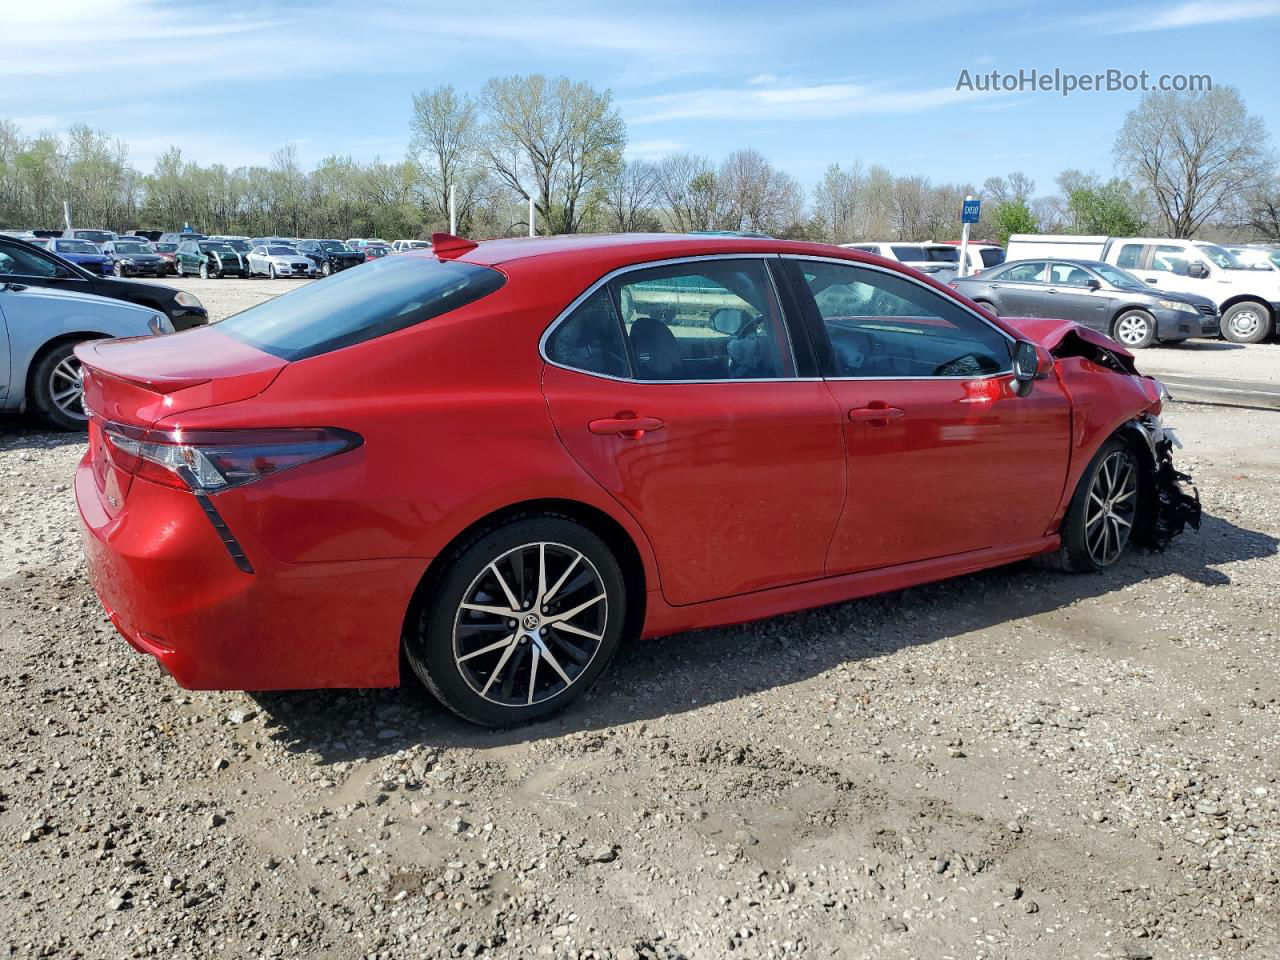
[46,237,112,275]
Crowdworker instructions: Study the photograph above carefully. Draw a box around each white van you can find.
[1006,234,1280,343]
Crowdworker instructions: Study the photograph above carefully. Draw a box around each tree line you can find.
[1,78,1276,243]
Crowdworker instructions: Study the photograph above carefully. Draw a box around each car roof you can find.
[453,233,884,271]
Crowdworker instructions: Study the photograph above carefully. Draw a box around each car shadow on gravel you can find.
[252,510,1277,762]
[0,420,88,449]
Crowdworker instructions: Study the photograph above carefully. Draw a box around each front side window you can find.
[220,255,506,361]
[1116,243,1144,269]
[0,242,61,277]
[1151,244,1192,275]
[796,260,1010,379]
[1050,263,1094,286]
[1001,261,1046,283]
[615,260,794,381]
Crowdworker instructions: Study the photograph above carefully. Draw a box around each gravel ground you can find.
[1136,340,1280,387]
[2,286,1279,959]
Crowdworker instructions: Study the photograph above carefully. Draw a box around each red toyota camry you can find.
[76,233,1200,726]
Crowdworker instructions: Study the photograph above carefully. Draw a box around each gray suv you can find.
[951,258,1219,348]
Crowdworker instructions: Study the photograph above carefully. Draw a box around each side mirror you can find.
[1012,340,1051,397]
[1187,261,1209,279]
[710,308,747,336]
[1086,277,1101,291]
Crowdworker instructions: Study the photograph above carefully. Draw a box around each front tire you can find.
[29,341,88,431]
[1113,309,1156,349]
[1221,302,1271,344]
[199,261,210,279]
[1048,437,1141,572]
[269,264,277,280]
[405,515,627,727]
[321,261,332,277]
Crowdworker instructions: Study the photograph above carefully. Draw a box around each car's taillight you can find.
[101,422,361,492]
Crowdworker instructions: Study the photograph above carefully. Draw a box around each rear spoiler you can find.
[75,340,212,394]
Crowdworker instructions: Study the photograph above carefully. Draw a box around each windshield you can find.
[200,242,236,254]
[155,243,177,252]
[320,240,351,252]
[74,231,114,243]
[266,246,296,256]
[923,246,960,263]
[365,246,390,258]
[223,239,252,252]
[114,242,152,254]
[1196,243,1249,270]
[58,240,101,255]
[220,256,506,361]
[1092,263,1150,291]
[889,245,927,261]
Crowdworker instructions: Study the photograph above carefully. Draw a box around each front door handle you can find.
[848,404,904,424]
[589,415,666,438]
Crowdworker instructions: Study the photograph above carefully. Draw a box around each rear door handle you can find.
[588,415,666,438]
[848,405,904,424]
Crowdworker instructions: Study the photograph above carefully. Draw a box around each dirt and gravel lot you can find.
[2,282,1279,960]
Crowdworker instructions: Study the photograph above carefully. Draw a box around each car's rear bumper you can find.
[76,456,425,690]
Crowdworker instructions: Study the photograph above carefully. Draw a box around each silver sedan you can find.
[247,244,318,279]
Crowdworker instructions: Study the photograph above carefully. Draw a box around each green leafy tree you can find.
[990,200,1037,246]
[1067,181,1146,236]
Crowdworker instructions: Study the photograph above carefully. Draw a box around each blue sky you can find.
[6,0,1279,195]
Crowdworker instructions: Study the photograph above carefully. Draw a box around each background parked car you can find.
[952,258,1218,348]
[126,230,164,243]
[209,236,255,256]
[101,239,168,277]
[152,242,180,274]
[158,231,206,246]
[295,239,364,275]
[0,282,171,429]
[46,237,113,274]
[839,241,960,281]
[360,242,392,262]
[176,239,249,279]
[247,243,317,279]
[391,239,433,252]
[65,228,118,247]
[1007,234,1280,343]
[0,235,208,330]
[935,240,1007,275]
[250,236,296,248]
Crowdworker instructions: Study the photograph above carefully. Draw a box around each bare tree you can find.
[601,159,659,232]
[652,153,718,232]
[716,148,804,235]
[811,162,863,242]
[1114,86,1274,237]
[409,85,479,231]
[982,171,1034,207]
[480,75,625,234]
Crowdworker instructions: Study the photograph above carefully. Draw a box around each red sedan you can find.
[75,233,1200,726]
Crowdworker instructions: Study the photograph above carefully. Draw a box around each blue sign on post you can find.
[961,199,981,224]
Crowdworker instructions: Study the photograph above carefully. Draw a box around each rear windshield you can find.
[220,255,506,361]
[980,248,1006,268]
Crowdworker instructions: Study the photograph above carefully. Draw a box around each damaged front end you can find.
[1126,412,1202,549]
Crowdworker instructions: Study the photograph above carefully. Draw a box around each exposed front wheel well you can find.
[400,498,648,664]
[25,333,111,394]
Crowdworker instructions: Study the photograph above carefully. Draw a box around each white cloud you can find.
[1076,0,1280,33]
[625,78,1000,124]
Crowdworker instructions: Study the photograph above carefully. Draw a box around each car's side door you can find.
[541,255,847,606]
[1045,262,1111,332]
[783,257,1072,574]
[990,261,1049,316]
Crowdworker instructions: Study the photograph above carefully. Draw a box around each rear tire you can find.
[1112,309,1156,349]
[1221,301,1271,344]
[404,515,627,727]
[1044,437,1141,573]
[29,341,88,431]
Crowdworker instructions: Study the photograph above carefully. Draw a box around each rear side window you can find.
[546,287,631,378]
[220,256,506,361]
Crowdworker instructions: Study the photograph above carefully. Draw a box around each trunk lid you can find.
[76,328,287,515]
